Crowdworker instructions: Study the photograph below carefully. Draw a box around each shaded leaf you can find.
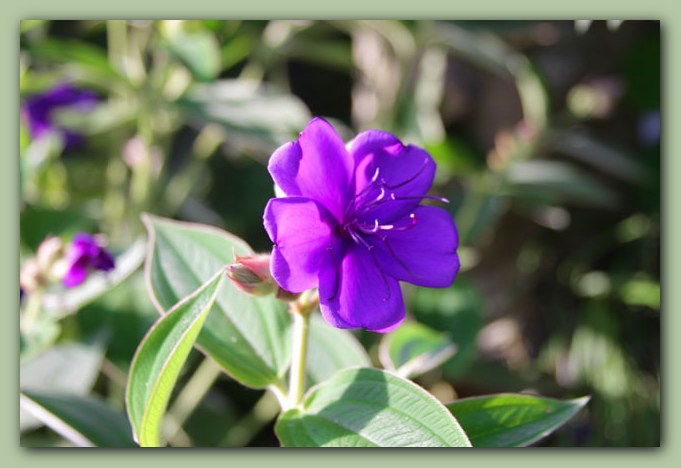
[306,315,371,387]
[276,368,471,447]
[21,391,135,447]
[20,339,106,432]
[447,393,590,447]
[379,322,456,378]
[178,79,310,150]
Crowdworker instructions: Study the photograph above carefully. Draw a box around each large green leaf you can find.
[379,321,456,379]
[276,368,472,447]
[447,393,590,447]
[127,272,224,447]
[143,214,291,389]
[20,391,135,448]
[306,315,371,387]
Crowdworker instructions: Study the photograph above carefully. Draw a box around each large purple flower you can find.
[264,118,460,332]
[62,233,115,288]
[22,83,98,149]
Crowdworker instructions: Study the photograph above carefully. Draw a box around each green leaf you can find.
[20,339,106,432]
[163,30,221,81]
[379,322,456,379]
[446,393,590,447]
[20,391,135,447]
[276,368,472,447]
[503,160,619,209]
[27,40,124,86]
[306,315,371,387]
[127,271,224,447]
[410,279,483,377]
[178,79,311,149]
[143,214,291,389]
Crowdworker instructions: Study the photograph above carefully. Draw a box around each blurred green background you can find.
[19,20,660,447]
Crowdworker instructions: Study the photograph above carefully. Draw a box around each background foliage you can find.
[19,20,660,447]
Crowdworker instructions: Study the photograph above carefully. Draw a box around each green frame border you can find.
[4,2,674,467]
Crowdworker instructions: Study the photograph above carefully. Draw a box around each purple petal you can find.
[348,130,436,224]
[264,197,336,293]
[368,206,459,288]
[268,118,354,221]
[63,260,88,288]
[318,243,405,332]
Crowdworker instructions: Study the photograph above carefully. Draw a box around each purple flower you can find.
[62,233,115,288]
[264,118,460,332]
[22,83,98,149]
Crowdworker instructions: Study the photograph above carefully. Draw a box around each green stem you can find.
[21,289,43,333]
[287,309,311,410]
[165,357,223,444]
[221,390,280,447]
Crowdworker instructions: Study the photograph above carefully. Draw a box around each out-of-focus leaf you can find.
[21,391,136,447]
[19,316,61,362]
[127,272,224,447]
[19,205,96,251]
[549,130,647,183]
[42,237,146,318]
[447,393,590,447]
[20,340,106,432]
[143,214,291,389]
[379,322,457,378]
[163,30,221,81]
[27,40,123,85]
[409,279,483,377]
[178,79,311,150]
[503,160,619,209]
[306,315,371,387]
[432,22,548,129]
[276,368,472,447]
[53,100,138,136]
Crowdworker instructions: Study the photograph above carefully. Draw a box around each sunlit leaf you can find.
[447,393,590,447]
[127,271,224,447]
[276,368,472,447]
[143,214,291,389]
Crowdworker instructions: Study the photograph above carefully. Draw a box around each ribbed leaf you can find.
[276,368,471,447]
[127,272,224,447]
[447,393,590,447]
[305,315,371,387]
[143,214,291,389]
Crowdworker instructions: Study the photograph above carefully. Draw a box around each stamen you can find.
[380,235,423,279]
[382,157,431,190]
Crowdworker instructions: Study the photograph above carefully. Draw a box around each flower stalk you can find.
[286,290,318,410]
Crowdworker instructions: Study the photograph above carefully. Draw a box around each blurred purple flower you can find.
[638,110,660,149]
[22,83,98,149]
[63,233,115,288]
[264,118,459,332]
